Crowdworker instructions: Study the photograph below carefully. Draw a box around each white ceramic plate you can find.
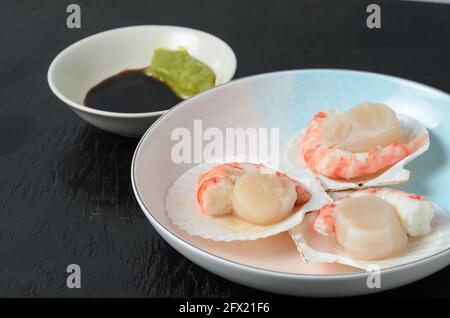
[131,69,450,296]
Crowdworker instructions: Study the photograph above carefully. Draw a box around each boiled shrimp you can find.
[196,162,311,217]
[300,111,428,180]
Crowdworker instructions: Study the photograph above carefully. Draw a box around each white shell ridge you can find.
[166,162,332,241]
[283,113,430,191]
[289,191,450,271]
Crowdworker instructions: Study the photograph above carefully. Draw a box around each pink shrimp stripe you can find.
[313,188,427,236]
[196,162,311,214]
[300,112,429,180]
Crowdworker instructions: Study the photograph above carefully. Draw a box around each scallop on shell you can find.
[283,112,430,191]
[165,161,332,241]
[289,189,450,271]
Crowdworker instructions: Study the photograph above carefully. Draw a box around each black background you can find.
[1,0,449,297]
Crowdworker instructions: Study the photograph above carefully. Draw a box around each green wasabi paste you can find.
[145,47,216,99]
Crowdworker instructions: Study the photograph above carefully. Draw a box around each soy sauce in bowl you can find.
[84,69,181,113]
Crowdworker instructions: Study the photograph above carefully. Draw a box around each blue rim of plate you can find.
[131,68,450,279]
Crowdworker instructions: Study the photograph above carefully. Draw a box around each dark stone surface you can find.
[0,0,449,297]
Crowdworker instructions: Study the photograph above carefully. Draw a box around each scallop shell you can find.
[289,192,450,271]
[283,113,430,191]
[165,161,332,241]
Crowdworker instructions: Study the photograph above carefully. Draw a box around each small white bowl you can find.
[48,25,237,138]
